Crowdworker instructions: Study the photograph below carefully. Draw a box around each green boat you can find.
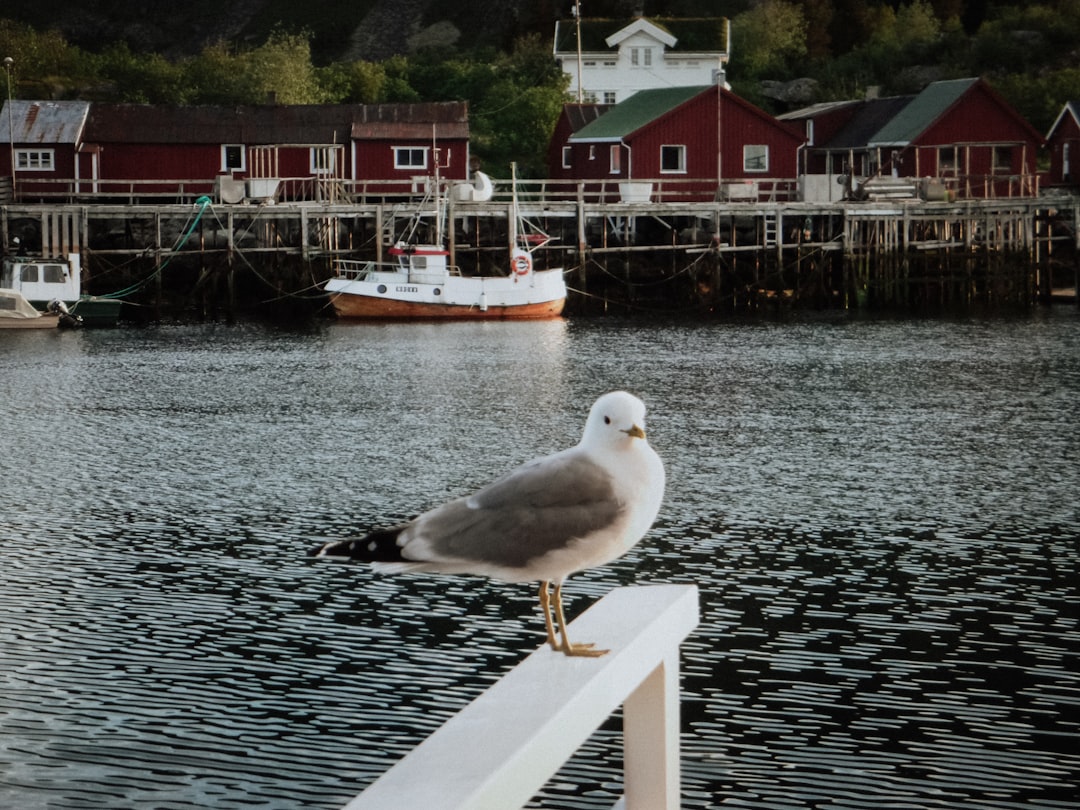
[0,253,122,327]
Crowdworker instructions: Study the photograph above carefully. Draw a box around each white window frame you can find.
[15,149,55,171]
[743,144,769,173]
[221,144,246,172]
[562,146,572,169]
[393,146,428,171]
[610,145,621,175]
[310,147,338,175]
[602,91,617,104]
[659,144,686,174]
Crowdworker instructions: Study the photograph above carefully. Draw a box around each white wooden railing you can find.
[343,584,700,810]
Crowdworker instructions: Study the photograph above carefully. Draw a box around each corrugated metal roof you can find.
[868,78,978,147]
[0,100,89,144]
[570,86,708,142]
[823,96,914,149]
[351,103,468,140]
[777,100,860,121]
[82,102,468,144]
[563,103,614,133]
[554,17,728,54]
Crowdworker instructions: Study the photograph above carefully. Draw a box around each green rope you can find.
[101,195,213,300]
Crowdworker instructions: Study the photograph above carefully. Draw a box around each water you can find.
[2,312,1078,809]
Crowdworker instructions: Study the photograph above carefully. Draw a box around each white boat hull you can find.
[325,268,566,320]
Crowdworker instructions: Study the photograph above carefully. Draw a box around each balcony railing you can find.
[342,584,699,810]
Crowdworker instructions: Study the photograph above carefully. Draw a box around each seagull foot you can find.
[559,642,609,658]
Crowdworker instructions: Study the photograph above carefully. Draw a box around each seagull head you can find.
[582,391,649,448]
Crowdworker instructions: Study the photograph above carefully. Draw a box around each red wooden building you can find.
[782,78,1044,201]
[0,100,90,200]
[1046,100,1080,191]
[549,84,805,202]
[1,100,470,202]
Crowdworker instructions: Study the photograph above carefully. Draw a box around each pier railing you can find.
[9,172,1045,207]
[341,585,699,810]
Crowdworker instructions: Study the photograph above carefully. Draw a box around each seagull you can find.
[311,391,665,657]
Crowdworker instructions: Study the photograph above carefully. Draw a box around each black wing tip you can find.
[308,527,406,562]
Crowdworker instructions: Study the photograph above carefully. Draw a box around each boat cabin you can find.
[1,254,81,303]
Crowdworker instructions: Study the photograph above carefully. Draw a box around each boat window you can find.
[20,265,39,283]
[414,256,428,270]
[43,265,66,284]
[0,296,16,311]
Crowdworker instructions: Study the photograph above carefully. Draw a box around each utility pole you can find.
[573,0,583,103]
[3,57,14,201]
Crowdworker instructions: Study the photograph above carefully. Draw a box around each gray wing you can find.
[402,451,623,570]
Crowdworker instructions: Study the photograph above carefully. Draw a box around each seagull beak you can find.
[624,424,646,440]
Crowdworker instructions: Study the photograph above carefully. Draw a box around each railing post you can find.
[622,654,681,810]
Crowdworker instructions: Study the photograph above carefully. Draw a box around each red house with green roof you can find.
[549,84,805,202]
[782,78,1044,201]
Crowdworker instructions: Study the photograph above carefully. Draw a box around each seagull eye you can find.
[604,416,611,425]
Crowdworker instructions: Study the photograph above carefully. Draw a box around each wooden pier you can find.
[2,184,1077,317]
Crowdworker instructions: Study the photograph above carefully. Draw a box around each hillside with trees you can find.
[1,1,1078,176]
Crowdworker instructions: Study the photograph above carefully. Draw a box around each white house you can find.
[553,12,730,104]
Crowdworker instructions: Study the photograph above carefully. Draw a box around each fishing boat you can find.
[1,252,122,327]
[324,167,566,320]
[0,288,76,329]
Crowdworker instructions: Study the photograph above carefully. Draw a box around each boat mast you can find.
[432,124,444,246]
[509,161,519,251]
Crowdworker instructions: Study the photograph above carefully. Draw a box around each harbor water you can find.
[1,312,1078,809]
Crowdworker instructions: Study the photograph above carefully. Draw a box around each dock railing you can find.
[342,584,700,810]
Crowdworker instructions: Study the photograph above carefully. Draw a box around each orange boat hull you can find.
[330,293,565,320]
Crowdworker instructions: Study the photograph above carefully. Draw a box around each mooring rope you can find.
[100,195,213,300]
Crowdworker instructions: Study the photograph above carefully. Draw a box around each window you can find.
[643,48,653,67]
[743,144,769,173]
[393,147,428,170]
[562,146,572,169]
[221,144,245,172]
[43,264,66,283]
[992,145,1012,174]
[610,145,621,174]
[939,147,957,175]
[603,91,617,104]
[630,48,640,66]
[311,147,337,175]
[660,145,686,174]
[15,149,54,171]
[589,145,597,161]
[19,265,38,283]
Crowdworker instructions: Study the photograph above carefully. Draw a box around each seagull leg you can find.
[538,581,559,650]
[553,582,608,657]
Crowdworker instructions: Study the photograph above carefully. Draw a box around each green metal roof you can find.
[868,77,978,147]
[569,86,710,142]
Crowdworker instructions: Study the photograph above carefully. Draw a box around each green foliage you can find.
[1,2,1079,172]
[730,0,808,79]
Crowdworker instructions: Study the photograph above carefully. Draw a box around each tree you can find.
[730,1,808,79]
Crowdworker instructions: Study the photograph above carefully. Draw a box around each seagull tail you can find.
[309,526,407,561]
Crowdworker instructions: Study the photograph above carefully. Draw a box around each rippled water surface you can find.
[2,312,1078,809]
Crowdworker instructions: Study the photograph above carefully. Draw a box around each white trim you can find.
[15,148,55,172]
[221,144,246,173]
[605,19,678,49]
[393,146,429,171]
[659,144,686,174]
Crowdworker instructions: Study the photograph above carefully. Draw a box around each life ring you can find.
[512,253,532,276]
